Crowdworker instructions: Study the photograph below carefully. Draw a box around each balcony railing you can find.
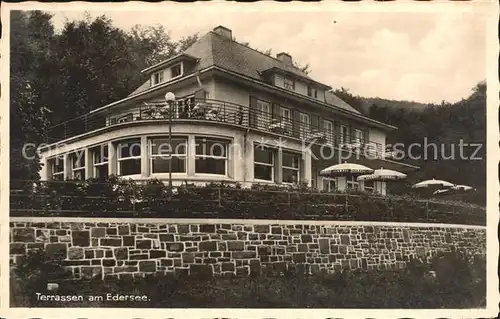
[47,99,391,159]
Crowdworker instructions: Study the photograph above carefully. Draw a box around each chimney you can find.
[277,52,292,66]
[213,26,232,39]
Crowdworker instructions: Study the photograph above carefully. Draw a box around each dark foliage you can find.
[10,248,486,308]
[10,178,485,225]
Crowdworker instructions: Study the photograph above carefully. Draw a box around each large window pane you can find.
[254,164,273,181]
[254,147,274,164]
[195,158,226,175]
[195,138,227,157]
[73,170,85,180]
[118,139,141,158]
[71,152,85,169]
[119,159,141,176]
[282,152,299,168]
[283,169,299,184]
[152,158,186,173]
[52,156,64,173]
[93,145,109,164]
[95,165,109,179]
[150,138,186,155]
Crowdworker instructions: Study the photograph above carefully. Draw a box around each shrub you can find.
[10,247,486,308]
[10,177,486,224]
[11,249,72,307]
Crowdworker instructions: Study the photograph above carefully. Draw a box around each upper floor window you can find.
[170,64,182,78]
[92,144,108,179]
[282,151,300,184]
[152,71,164,86]
[340,125,349,145]
[70,151,85,180]
[280,107,292,134]
[149,137,187,174]
[195,138,228,175]
[353,129,364,144]
[324,120,334,144]
[254,145,274,182]
[117,139,141,176]
[300,113,311,137]
[49,156,64,180]
[284,77,295,91]
[256,99,271,128]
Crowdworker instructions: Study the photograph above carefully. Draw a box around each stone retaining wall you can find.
[9,218,486,280]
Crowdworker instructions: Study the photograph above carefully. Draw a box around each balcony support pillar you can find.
[84,148,92,179]
[302,148,312,187]
[108,141,117,176]
[187,136,196,177]
[62,153,70,180]
[140,136,148,178]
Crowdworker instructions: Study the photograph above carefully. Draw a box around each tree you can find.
[368,81,486,204]
[10,11,54,183]
[50,17,199,122]
[10,11,200,182]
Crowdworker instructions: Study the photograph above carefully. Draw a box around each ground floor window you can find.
[149,137,187,174]
[70,151,85,180]
[254,145,274,181]
[49,156,65,180]
[322,178,337,192]
[282,151,300,184]
[363,180,375,192]
[195,137,228,175]
[117,139,141,176]
[92,144,109,179]
[346,176,359,190]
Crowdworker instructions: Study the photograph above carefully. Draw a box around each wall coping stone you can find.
[10,217,485,229]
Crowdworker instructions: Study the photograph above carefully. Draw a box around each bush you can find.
[10,177,486,224]
[11,249,72,307]
[10,247,486,308]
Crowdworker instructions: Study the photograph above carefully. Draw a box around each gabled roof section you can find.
[127,27,360,117]
[325,91,362,114]
[261,67,332,90]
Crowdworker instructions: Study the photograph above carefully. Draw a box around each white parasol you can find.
[356,168,407,182]
[412,178,454,189]
[319,162,373,177]
[451,184,474,191]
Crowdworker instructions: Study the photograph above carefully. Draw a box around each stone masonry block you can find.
[199,241,217,251]
[68,247,84,259]
[227,241,245,251]
[13,228,35,242]
[72,231,90,247]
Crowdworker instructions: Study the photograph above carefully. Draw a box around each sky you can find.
[48,3,488,104]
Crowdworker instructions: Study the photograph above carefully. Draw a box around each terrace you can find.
[10,179,486,226]
[46,98,396,161]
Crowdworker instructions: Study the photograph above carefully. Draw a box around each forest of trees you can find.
[10,11,487,204]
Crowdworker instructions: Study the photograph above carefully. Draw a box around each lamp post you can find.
[165,92,176,194]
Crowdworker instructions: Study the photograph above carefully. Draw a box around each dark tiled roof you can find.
[325,91,361,114]
[128,31,361,115]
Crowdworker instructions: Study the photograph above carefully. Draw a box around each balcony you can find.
[46,99,393,160]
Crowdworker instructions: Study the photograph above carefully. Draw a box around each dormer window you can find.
[284,77,295,91]
[171,64,182,78]
[307,86,318,98]
[152,71,164,86]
